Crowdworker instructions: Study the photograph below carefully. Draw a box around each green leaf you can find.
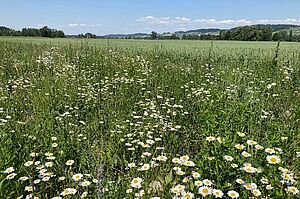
[165,170,173,185]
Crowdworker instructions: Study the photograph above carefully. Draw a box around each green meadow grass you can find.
[0,37,300,198]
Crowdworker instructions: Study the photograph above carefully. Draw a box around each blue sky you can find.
[1,0,300,35]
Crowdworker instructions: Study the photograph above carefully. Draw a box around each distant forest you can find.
[1,24,300,42]
[219,24,300,42]
[0,26,65,38]
[152,25,300,42]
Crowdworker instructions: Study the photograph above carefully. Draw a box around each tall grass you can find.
[0,39,300,198]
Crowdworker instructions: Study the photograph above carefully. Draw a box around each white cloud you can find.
[257,19,300,24]
[68,23,102,28]
[68,23,87,27]
[136,16,300,27]
[68,23,78,27]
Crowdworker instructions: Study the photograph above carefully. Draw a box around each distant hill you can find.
[101,25,300,39]
[103,33,149,38]
[67,24,300,39]
[175,28,221,35]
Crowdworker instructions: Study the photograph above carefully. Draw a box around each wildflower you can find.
[231,163,238,168]
[45,162,54,167]
[126,188,133,193]
[171,187,180,195]
[234,144,245,150]
[182,192,194,198]
[241,151,251,158]
[156,155,168,162]
[180,155,189,162]
[237,132,245,137]
[25,186,33,192]
[279,167,290,174]
[47,156,56,160]
[266,185,273,190]
[172,158,180,164]
[34,179,41,184]
[244,183,257,190]
[224,155,234,161]
[25,194,33,199]
[36,165,44,170]
[30,153,38,157]
[235,179,244,184]
[265,148,275,154]
[183,177,189,183]
[255,145,264,150]
[139,164,150,171]
[19,176,29,181]
[199,186,211,197]
[195,180,203,187]
[175,184,185,192]
[242,166,256,173]
[42,177,50,182]
[6,173,17,179]
[60,188,77,196]
[51,197,62,199]
[206,136,216,142]
[45,152,53,156]
[183,160,195,167]
[72,173,83,181]
[142,152,151,157]
[24,161,34,167]
[266,155,281,164]
[203,179,213,186]
[81,192,88,198]
[173,167,182,172]
[34,161,41,166]
[131,177,142,188]
[286,186,299,194]
[282,173,293,181]
[128,163,136,168]
[252,189,261,197]
[247,140,257,145]
[227,190,239,198]
[217,137,225,143]
[58,177,66,181]
[261,177,269,184]
[52,143,58,147]
[207,156,215,160]
[4,167,14,173]
[137,189,145,197]
[65,160,74,166]
[192,171,200,179]
[81,180,91,187]
[213,189,224,198]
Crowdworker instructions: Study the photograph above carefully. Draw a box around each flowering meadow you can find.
[0,39,300,198]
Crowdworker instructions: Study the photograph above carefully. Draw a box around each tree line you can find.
[149,26,300,42]
[0,26,65,38]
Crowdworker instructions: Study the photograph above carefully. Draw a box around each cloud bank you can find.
[137,16,300,27]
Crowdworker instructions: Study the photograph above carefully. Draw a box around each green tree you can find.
[150,31,158,40]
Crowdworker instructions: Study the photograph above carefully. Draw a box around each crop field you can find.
[1,38,300,199]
